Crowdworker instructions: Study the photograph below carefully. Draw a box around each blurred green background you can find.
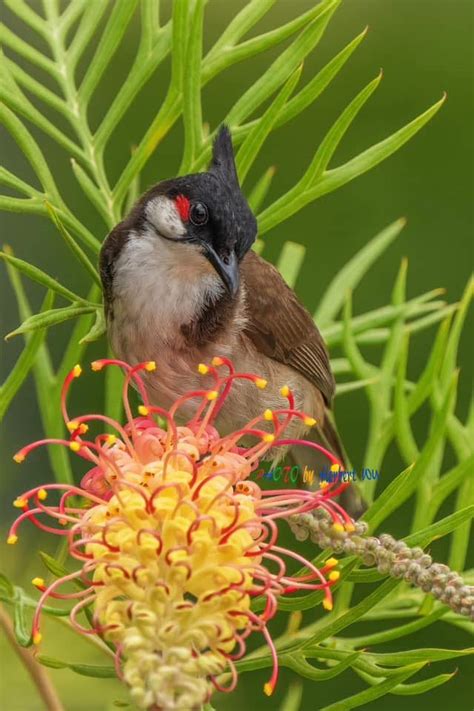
[1,1,472,709]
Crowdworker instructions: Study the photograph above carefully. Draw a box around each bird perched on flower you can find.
[100,126,363,514]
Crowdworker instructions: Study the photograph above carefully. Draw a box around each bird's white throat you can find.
[112,225,225,351]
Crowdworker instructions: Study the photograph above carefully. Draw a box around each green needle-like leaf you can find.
[276,241,306,289]
[283,650,360,681]
[226,0,339,128]
[0,250,91,305]
[308,71,383,185]
[45,202,101,286]
[344,607,447,648]
[0,290,53,420]
[316,218,406,327]
[363,465,414,530]
[4,0,48,38]
[237,65,302,184]
[320,664,425,710]
[279,681,303,711]
[427,455,474,520]
[39,551,69,579]
[180,0,205,172]
[0,573,15,600]
[0,23,58,76]
[0,76,85,162]
[390,672,456,696]
[303,579,400,649]
[314,94,446,200]
[404,506,474,549]
[95,23,172,150]
[276,28,368,130]
[0,103,60,200]
[70,159,113,227]
[38,656,116,678]
[6,304,97,341]
[0,166,40,197]
[368,648,473,665]
[79,0,139,105]
[68,3,109,70]
[79,309,106,344]
[13,592,32,647]
[4,251,73,484]
[259,95,445,234]
[248,166,276,213]
[2,56,70,119]
[342,292,375,380]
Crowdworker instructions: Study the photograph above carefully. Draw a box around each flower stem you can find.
[0,604,64,711]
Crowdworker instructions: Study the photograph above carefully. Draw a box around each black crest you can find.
[210,125,239,187]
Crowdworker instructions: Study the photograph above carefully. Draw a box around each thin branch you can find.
[0,604,65,711]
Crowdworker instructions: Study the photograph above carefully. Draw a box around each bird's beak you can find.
[202,245,240,296]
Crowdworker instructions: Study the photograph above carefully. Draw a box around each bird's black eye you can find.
[190,202,208,226]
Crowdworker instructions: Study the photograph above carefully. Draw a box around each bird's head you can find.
[110,126,257,298]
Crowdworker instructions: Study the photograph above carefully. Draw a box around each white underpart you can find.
[112,230,223,348]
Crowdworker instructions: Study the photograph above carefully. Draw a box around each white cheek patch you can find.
[145,195,186,240]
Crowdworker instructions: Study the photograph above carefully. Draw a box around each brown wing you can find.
[241,250,335,405]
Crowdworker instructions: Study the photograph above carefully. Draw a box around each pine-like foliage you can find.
[0,2,472,709]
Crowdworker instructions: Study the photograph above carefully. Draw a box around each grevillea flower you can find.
[8,357,354,710]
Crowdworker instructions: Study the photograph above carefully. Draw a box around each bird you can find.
[100,125,364,516]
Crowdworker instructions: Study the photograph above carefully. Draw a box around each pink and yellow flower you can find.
[9,357,352,710]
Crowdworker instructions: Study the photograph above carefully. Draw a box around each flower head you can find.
[9,357,352,710]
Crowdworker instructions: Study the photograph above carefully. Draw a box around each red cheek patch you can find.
[175,194,190,221]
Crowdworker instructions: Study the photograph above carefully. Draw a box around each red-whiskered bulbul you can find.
[100,126,364,515]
